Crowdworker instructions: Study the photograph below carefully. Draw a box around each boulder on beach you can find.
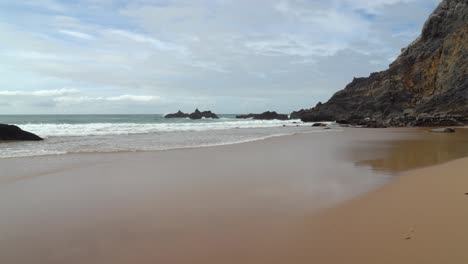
[164,110,190,118]
[236,111,288,120]
[0,124,43,141]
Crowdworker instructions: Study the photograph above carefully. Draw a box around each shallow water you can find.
[0,114,321,158]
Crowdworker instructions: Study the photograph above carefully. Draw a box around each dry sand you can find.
[0,128,467,264]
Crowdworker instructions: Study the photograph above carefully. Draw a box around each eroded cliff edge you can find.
[293,0,467,127]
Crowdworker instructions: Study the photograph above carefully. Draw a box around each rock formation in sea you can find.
[236,111,289,120]
[164,110,189,118]
[188,109,219,119]
[164,109,219,119]
[292,0,467,127]
[0,124,43,141]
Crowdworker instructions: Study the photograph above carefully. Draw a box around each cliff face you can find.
[294,0,468,126]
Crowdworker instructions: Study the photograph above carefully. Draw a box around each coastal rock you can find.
[312,123,327,127]
[0,124,43,141]
[164,110,189,118]
[165,109,219,119]
[236,111,288,120]
[188,109,219,119]
[430,127,455,133]
[293,0,468,127]
[290,109,305,120]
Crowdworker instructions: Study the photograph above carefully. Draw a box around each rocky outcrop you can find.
[165,109,219,119]
[0,124,43,141]
[294,0,468,127]
[164,110,189,118]
[188,109,219,119]
[290,109,311,120]
[236,111,288,120]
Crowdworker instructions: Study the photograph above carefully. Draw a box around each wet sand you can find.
[0,128,467,264]
[295,156,468,264]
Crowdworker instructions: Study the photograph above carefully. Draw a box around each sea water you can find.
[0,115,332,158]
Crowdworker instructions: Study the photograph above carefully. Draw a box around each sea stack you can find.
[165,109,219,119]
[292,0,468,127]
[0,124,43,141]
[236,111,289,120]
[164,110,190,118]
[188,109,219,119]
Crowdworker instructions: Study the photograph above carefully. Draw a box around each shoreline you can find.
[0,123,325,159]
[0,128,467,263]
[0,127,338,160]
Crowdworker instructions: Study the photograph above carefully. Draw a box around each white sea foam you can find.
[1,118,335,159]
[17,119,319,138]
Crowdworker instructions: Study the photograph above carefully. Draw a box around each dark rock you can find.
[312,123,327,127]
[292,0,468,127]
[0,124,43,141]
[336,120,350,125]
[290,109,309,120]
[188,109,219,119]
[164,110,189,118]
[166,109,219,119]
[430,127,455,133]
[236,111,288,120]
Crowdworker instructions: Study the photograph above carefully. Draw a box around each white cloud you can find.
[106,94,160,102]
[58,29,94,40]
[183,60,228,73]
[0,0,439,114]
[341,0,414,13]
[54,94,160,104]
[244,37,344,57]
[18,0,67,12]
[105,29,188,55]
[4,51,61,61]
[0,88,80,96]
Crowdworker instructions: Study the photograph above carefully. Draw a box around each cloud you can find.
[15,0,67,12]
[105,29,187,54]
[0,0,439,114]
[58,29,94,40]
[106,94,160,102]
[53,94,160,104]
[0,88,80,96]
[244,37,342,57]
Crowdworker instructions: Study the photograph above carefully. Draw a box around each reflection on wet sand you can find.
[358,128,468,173]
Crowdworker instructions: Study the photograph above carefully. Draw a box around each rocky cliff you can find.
[293,0,468,126]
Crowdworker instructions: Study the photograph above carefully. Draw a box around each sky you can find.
[0,0,440,114]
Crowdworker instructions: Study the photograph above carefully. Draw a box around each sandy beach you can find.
[0,128,467,264]
[296,156,468,264]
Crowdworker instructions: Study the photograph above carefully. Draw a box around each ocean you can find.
[0,115,333,158]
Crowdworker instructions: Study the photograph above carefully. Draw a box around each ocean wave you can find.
[16,119,314,137]
[0,128,338,159]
